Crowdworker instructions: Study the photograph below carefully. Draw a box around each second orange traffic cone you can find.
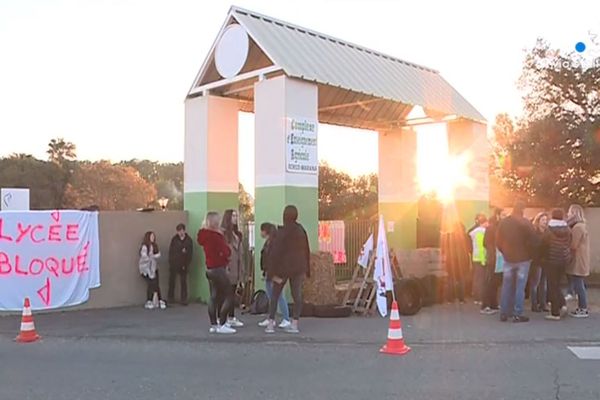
[380,300,410,356]
[15,297,41,343]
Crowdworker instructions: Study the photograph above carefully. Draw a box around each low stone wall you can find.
[80,210,188,310]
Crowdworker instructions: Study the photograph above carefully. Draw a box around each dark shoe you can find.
[512,315,529,323]
[500,314,508,322]
[532,305,541,313]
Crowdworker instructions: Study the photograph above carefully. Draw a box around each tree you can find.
[47,138,77,164]
[121,160,184,210]
[319,162,378,220]
[494,37,600,206]
[0,157,67,209]
[239,183,254,222]
[63,161,156,210]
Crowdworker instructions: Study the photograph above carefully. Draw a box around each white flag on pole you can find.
[357,233,373,268]
[374,215,394,317]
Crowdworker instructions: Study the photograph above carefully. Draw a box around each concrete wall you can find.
[80,211,188,310]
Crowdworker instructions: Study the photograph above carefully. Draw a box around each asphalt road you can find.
[1,300,599,400]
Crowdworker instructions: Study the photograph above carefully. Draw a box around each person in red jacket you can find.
[197,211,235,334]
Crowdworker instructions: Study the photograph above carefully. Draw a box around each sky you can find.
[1,0,599,193]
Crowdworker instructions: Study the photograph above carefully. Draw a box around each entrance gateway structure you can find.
[185,6,488,300]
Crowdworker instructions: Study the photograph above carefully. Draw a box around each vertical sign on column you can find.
[286,117,318,174]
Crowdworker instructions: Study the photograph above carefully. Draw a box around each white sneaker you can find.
[560,305,568,318]
[144,301,155,310]
[159,300,167,309]
[565,294,574,302]
[258,318,270,327]
[209,325,218,333]
[284,323,300,334]
[278,319,292,329]
[265,320,276,334]
[227,317,244,328]
[216,324,236,334]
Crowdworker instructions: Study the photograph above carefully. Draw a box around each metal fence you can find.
[242,220,377,283]
[331,219,377,282]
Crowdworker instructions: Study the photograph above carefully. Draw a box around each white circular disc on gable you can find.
[215,24,249,78]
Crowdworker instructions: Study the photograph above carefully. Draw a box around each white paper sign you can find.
[0,210,100,311]
[1,188,30,211]
[286,117,318,174]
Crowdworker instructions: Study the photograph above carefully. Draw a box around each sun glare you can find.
[416,123,474,203]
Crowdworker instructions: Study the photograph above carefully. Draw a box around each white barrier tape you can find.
[20,322,35,331]
[387,328,404,340]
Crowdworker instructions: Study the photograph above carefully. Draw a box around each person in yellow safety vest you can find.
[469,214,488,305]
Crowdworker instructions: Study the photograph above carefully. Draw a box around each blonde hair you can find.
[202,211,221,230]
[568,204,585,223]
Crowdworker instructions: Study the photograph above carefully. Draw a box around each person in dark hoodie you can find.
[197,211,235,334]
[542,209,572,321]
[496,200,536,322]
[168,223,193,305]
[264,205,310,334]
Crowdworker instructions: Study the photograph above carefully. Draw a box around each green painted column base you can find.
[379,202,418,250]
[184,191,239,303]
[253,185,318,291]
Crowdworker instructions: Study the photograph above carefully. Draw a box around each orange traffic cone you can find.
[380,300,410,356]
[15,298,41,343]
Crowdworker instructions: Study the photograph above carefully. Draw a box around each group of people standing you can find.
[197,205,310,334]
[136,205,310,335]
[465,202,590,322]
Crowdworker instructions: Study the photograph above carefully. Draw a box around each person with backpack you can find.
[257,222,291,329]
[542,209,572,321]
[139,231,166,310]
[264,205,311,334]
[168,223,193,305]
[566,204,590,318]
[197,212,236,334]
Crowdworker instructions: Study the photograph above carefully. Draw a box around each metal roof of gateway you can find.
[228,6,485,123]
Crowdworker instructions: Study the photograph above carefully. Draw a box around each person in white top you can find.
[139,231,166,310]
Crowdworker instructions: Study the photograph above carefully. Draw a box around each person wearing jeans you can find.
[529,212,549,312]
[500,260,531,319]
[566,204,590,318]
[257,222,290,328]
[265,205,311,334]
[496,201,536,322]
[197,211,236,334]
[269,274,303,326]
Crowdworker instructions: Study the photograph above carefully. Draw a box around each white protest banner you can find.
[0,210,100,311]
[318,220,347,263]
[357,233,373,268]
[374,215,393,317]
